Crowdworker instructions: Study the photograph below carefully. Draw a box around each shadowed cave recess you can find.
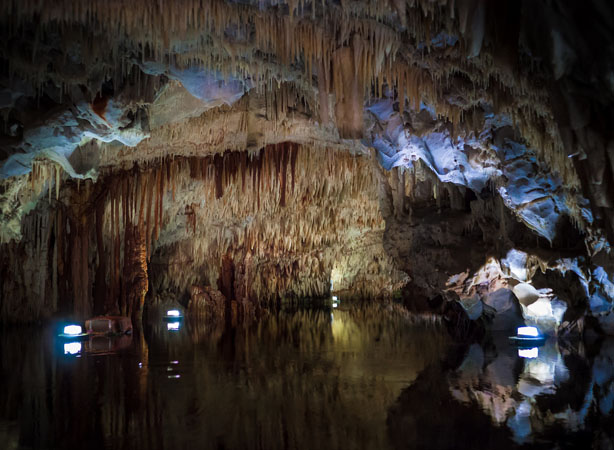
[1,0,614,339]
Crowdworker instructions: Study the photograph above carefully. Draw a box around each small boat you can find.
[58,324,89,340]
[163,309,184,321]
[85,316,133,336]
[509,326,546,347]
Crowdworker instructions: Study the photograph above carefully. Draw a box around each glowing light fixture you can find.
[64,325,82,336]
[167,322,180,331]
[59,323,87,339]
[518,347,538,359]
[64,342,82,355]
[517,326,539,337]
[166,310,180,317]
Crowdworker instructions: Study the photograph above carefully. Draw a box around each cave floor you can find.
[0,303,613,450]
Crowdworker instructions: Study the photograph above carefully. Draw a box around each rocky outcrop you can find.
[188,285,226,319]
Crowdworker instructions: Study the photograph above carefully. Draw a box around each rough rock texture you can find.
[0,1,614,330]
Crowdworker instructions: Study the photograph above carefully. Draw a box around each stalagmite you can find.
[0,0,612,353]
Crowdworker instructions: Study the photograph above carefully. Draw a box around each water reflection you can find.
[2,306,614,449]
[0,304,447,450]
[63,341,82,355]
[389,335,614,449]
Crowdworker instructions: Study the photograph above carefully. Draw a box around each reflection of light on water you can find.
[507,402,532,443]
[524,360,556,384]
[513,342,570,443]
[64,342,82,355]
[453,338,578,445]
[518,347,538,359]
[167,322,180,331]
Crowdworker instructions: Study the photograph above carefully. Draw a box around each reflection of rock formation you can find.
[387,358,514,450]
[389,337,614,449]
[447,338,614,447]
[1,304,451,450]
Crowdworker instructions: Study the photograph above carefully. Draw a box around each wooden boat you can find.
[85,315,133,336]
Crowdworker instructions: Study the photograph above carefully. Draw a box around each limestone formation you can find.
[0,1,613,336]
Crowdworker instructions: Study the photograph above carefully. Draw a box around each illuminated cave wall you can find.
[1,1,614,330]
[0,142,403,322]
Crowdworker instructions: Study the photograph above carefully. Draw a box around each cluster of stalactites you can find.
[0,0,463,124]
[98,142,383,299]
[29,159,63,202]
[2,0,428,86]
[2,0,580,189]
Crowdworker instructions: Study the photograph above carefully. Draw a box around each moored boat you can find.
[85,316,133,336]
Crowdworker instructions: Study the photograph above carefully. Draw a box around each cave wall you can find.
[1,0,614,330]
[0,143,404,323]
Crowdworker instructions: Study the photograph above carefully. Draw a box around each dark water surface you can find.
[1,304,613,450]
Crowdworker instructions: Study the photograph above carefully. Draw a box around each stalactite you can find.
[114,186,121,304]
[214,153,224,199]
[145,170,154,257]
[94,197,110,314]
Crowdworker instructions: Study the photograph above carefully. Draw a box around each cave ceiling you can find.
[1,0,614,330]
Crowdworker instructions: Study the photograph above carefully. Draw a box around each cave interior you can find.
[1,1,614,448]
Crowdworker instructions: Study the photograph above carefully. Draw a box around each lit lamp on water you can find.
[58,324,88,339]
[164,309,184,321]
[509,326,546,347]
